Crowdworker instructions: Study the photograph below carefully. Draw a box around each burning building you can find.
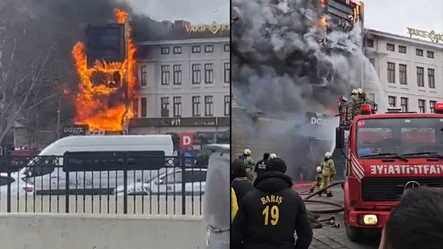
[231,0,367,180]
[68,9,137,133]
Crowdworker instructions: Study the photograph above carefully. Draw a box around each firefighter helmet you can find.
[357,88,364,94]
[270,153,278,159]
[243,149,252,156]
[325,151,332,158]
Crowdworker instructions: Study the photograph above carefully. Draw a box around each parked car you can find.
[114,168,207,196]
[0,172,34,197]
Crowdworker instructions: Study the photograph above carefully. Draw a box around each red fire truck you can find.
[335,102,443,242]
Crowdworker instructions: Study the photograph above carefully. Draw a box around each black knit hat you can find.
[231,159,247,178]
[266,158,287,173]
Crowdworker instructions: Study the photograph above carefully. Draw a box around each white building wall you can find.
[365,29,443,113]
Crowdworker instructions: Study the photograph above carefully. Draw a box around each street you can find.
[302,186,380,249]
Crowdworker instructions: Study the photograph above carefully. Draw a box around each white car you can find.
[114,168,207,196]
[0,172,34,197]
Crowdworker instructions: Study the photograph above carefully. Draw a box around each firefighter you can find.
[239,149,256,181]
[347,89,359,123]
[357,88,370,104]
[231,156,313,249]
[319,151,336,197]
[309,166,323,196]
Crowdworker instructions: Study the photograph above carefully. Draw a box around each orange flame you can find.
[70,9,137,131]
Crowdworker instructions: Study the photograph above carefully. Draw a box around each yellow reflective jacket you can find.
[231,188,238,222]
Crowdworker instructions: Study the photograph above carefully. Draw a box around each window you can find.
[224,95,230,116]
[398,45,407,54]
[140,65,148,86]
[388,96,396,107]
[140,97,147,117]
[160,47,170,54]
[185,170,207,183]
[191,45,201,53]
[416,67,424,87]
[430,101,436,113]
[399,64,407,85]
[416,49,423,56]
[204,96,214,116]
[173,97,182,117]
[161,65,170,85]
[386,43,395,51]
[369,58,375,66]
[132,98,139,117]
[160,172,182,184]
[428,68,435,88]
[161,97,169,117]
[427,51,434,58]
[204,45,214,53]
[204,63,214,83]
[173,46,182,54]
[173,64,182,85]
[224,62,230,83]
[366,39,374,48]
[387,62,395,83]
[224,44,230,52]
[400,97,408,112]
[192,96,201,116]
[418,99,426,113]
[191,64,201,84]
[368,93,375,102]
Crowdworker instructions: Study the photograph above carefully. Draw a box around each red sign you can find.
[179,133,195,150]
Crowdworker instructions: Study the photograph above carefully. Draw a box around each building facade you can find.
[129,21,230,138]
[364,29,443,113]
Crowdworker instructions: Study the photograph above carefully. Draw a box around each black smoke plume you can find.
[5,0,169,127]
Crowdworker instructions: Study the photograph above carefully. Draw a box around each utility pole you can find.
[122,19,129,135]
[56,94,61,139]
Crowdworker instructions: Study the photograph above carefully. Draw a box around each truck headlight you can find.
[362,214,378,225]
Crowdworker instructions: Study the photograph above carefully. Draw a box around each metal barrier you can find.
[0,153,206,215]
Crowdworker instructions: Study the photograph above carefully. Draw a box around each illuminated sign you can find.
[185,22,229,34]
[407,27,443,43]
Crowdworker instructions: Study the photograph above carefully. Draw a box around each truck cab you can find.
[335,102,443,242]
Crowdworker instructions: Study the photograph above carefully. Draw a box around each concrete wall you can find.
[0,213,205,249]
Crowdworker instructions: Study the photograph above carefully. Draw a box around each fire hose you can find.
[292,181,345,229]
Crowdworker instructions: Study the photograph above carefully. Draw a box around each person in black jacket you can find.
[254,152,270,178]
[231,157,313,249]
[231,159,254,204]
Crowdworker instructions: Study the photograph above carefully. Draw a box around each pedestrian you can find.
[319,152,336,197]
[378,187,443,249]
[231,159,254,204]
[254,152,270,178]
[231,156,313,249]
[238,149,256,182]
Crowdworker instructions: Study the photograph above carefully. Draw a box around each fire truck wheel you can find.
[345,223,364,242]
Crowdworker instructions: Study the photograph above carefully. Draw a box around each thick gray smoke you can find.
[232,0,383,114]
[231,0,385,178]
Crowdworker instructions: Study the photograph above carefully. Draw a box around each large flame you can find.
[70,9,137,131]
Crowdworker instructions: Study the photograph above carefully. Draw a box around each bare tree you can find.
[0,4,57,144]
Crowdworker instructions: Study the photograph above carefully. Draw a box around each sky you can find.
[128,0,442,38]
[128,0,230,24]
[357,0,443,36]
